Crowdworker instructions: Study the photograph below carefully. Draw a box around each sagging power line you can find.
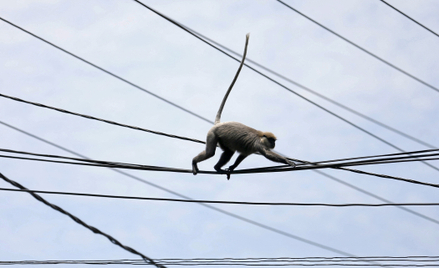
[2,148,439,189]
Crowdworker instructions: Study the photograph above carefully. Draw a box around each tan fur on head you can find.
[258,131,277,140]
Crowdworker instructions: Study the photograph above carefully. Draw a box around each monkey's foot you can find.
[216,169,231,180]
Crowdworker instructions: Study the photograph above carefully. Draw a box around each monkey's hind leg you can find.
[214,149,234,180]
[192,132,218,175]
[214,149,234,172]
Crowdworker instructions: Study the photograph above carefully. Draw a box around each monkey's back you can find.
[212,122,261,155]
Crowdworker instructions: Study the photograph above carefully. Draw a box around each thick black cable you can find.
[1,187,438,207]
[0,172,165,268]
[132,0,439,174]
[2,148,439,189]
[2,148,438,171]
[276,0,439,94]
[177,23,438,150]
[0,93,205,145]
[0,17,213,125]
[380,0,439,38]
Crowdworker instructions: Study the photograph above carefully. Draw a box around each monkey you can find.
[192,33,295,179]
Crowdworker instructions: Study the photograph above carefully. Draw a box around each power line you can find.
[3,92,439,182]
[380,0,439,38]
[1,256,439,266]
[0,172,165,268]
[0,92,205,145]
[3,119,439,256]
[1,187,438,207]
[0,17,213,125]
[276,0,439,94]
[3,12,439,176]
[2,147,439,189]
[131,0,439,175]
[0,120,363,258]
[184,27,437,150]
[1,3,438,253]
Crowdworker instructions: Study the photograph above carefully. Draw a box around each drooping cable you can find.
[276,0,439,94]
[2,148,439,189]
[0,172,165,268]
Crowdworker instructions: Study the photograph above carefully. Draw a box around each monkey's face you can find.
[262,136,276,149]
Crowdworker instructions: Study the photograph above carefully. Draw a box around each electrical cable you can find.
[2,11,439,176]
[1,148,439,189]
[0,93,205,145]
[3,120,439,257]
[0,17,213,125]
[380,0,439,38]
[131,0,439,174]
[276,0,439,94]
[170,20,438,150]
[0,172,165,268]
[1,256,438,266]
[1,187,438,207]
[2,92,439,183]
[1,3,438,254]
[0,120,365,258]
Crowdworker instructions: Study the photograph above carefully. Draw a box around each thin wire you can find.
[0,93,205,145]
[132,0,439,174]
[0,17,213,125]
[276,0,439,94]
[0,172,165,268]
[185,27,437,149]
[1,187,438,207]
[380,0,439,38]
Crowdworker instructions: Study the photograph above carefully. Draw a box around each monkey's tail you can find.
[215,33,250,125]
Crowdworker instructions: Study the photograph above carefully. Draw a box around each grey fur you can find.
[191,34,295,179]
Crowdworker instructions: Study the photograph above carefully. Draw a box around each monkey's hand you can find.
[286,159,296,168]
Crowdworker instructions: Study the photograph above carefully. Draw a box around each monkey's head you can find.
[260,132,277,149]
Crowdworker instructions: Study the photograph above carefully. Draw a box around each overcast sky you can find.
[0,0,438,266]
